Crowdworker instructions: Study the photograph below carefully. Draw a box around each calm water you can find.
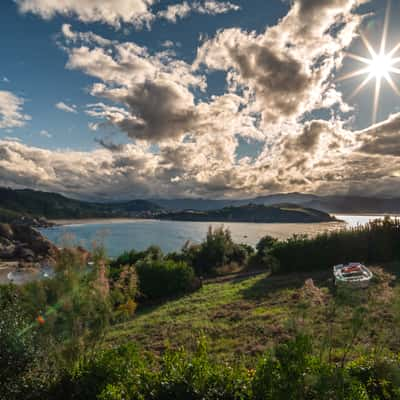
[39,215,398,258]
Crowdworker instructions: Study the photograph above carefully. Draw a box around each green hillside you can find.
[0,187,162,220]
[108,265,399,361]
[158,203,336,223]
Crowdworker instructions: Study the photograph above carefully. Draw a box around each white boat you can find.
[333,263,373,288]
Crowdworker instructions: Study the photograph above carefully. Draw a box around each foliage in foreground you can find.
[30,335,400,400]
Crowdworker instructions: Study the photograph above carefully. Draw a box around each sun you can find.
[368,53,393,78]
[337,0,400,123]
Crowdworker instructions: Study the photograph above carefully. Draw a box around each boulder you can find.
[0,242,16,259]
[15,246,35,262]
[0,223,14,240]
[0,224,57,262]
[12,225,55,256]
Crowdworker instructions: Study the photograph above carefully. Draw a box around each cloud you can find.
[9,0,395,200]
[55,101,78,113]
[15,0,155,29]
[15,0,239,29]
[195,0,365,127]
[157,1,240,23]
[39,129,52,138]
[161,40,176,48]
[357,113,400,157]
[0,91,31,129]
[62,26,260,142]
[3,110,400,199]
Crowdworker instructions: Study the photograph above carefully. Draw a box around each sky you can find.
[0,0,400,200]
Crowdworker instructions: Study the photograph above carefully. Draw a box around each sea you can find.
[38,214,398,258]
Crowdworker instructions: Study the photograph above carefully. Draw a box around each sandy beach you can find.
[50,218,157,226]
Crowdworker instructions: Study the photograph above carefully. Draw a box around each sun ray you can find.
[389,67,400,74]
[336,67,371,82]
[349,74,374,100]
[339,0,400,124]
[380,0,391,54]
[345,52,371,65]
[388,42,400,57]
[385,74,400,96]
[373,76,382,124]
[360,32,377,58]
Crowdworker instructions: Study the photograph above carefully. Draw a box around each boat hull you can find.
[333,263,373,288]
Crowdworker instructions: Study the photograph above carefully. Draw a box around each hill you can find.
[156,203,336,223]
[0,187,162,221]
[152,193,400,214]
[108,265,398,361]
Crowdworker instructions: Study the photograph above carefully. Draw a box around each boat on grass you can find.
[333,263,373,288]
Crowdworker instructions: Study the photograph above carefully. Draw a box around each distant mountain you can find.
[0,188,162,221]
[152,193,400,214]
[157,203,336,223]
[1,187,399,223]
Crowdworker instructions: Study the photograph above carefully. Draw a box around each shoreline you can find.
[49,218,157,226]
[49,218,345,227]
[48,213,400,227]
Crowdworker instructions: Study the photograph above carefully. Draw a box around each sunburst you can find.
[337,0,400,123]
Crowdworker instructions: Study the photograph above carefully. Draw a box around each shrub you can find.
[110,265,139,317]
[187,227,254,275]
[33,335,400,400]
[269,218,400,274]
[136,258,196,300]
[347,356,400,399]
[0,285,39,399]
[17,247,112,368]
[248,235,279,271]
[109,246,163,281]
[40,339,252,400]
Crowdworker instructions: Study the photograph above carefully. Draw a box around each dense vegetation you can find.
[269,218,400,274]
[28,335,400,399]
[0,206,25,223]
[158,203,336,223]
[0,187,161,220]
[4,267,400,399]
[3,218,400,399]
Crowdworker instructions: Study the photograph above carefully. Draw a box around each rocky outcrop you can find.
[0,223,57,263]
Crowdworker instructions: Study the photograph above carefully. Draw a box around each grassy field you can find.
[107,263,400,363]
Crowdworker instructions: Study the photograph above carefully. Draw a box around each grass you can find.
[107,262,400,363]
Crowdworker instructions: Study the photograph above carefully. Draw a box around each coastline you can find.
[48,213,400,227]
[50,218,156,226]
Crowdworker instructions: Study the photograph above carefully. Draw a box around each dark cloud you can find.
[358,113,400,157]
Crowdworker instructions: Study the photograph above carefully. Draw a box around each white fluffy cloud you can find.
[157,1,239,23]
[15,0,239,29]
[195,0,364,127]
[0,91,31,129]
[55,101,77,113]
[15,0,155,29]
[2,110,400,198]
[61,25,260,142]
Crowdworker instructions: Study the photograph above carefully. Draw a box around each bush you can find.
[0,285,39,399]
[186,227,254,275]
[109,246,163,281]
[136,258,197,300]
[347,356,400,399]
[33,335,400,400]
[248,235,279,271]
[269,218,400,274]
